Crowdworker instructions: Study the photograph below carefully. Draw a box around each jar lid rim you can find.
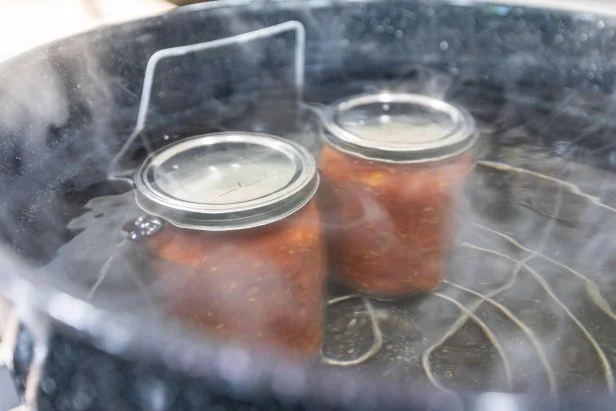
[321,92,477,163]
[134,132,318,231]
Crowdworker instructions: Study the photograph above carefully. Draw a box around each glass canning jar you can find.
[129,132,325,358]
[318,92,477,299]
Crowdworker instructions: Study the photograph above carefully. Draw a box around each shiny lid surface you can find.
[321,92,477,162]
[134,132,319,230]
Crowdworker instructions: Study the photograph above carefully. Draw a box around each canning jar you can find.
[129,132,325,358]
[318,92,477,298]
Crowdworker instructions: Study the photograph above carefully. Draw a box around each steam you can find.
[1,3,616,402]
[8,50,616,394]
[0,59,69,136]
[395,68,454,100]
[316,64,616,394]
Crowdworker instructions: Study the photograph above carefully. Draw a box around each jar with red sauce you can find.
[318,92,477,298]
[130,132,325,358]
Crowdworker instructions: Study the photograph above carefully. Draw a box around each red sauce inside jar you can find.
[319,144,473,298]
[131,133,325,359]
[140,199,326,358]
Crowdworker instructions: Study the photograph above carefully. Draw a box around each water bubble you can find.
[555,34,564,44]
[552,140,570,156]
[137,377,171,411]
[217,345,254,386]
[272,362,306,398]
[72,389,93,410]
[580,33,589,42]
[41,377,57,394]
[394,29,403,39]
[123,216,164,241]
[476,393,521,411]
[489,5,511,16]
[440,41,449,51]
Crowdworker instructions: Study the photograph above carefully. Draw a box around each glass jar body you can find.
[142,199,326,358]
[319,145,473,298]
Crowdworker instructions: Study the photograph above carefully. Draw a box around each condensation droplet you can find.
[123,216,164,241]
[394,29,403,39]
[555,34,564,44]
[440,41,449,51]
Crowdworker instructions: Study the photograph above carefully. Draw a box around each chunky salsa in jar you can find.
[318,93,477,298]
[130,133,325,358]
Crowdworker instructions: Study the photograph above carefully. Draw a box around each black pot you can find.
[2,1,616,410]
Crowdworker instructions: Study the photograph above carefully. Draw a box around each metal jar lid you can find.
[320,92,478,163]
[134,132,319,231]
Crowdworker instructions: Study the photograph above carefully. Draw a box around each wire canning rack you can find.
[322,154,616,395]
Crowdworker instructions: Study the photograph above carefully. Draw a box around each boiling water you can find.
[47,101,616,396]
